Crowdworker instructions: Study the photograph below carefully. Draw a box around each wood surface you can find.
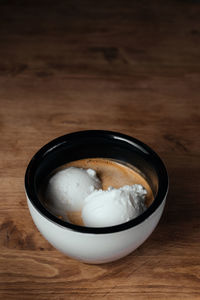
[0,0,200,299]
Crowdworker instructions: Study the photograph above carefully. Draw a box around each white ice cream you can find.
[82,185,147,227]
[45,167,102,215]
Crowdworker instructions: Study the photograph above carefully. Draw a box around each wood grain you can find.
[0,0,200,299]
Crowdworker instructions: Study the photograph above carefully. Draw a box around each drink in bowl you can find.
[25,130,168,264]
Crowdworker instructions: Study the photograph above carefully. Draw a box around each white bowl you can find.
[25,130,168,264]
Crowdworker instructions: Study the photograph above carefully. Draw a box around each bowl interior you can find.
[25,131,168,233]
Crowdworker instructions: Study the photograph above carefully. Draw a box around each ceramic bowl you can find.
[25,130,168,264]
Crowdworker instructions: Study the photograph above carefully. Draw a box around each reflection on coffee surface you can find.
[41,158,154,227]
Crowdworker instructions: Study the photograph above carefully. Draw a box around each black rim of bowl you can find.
[25,130,169,234]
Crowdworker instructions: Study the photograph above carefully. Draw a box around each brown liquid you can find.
[56,158,154,226]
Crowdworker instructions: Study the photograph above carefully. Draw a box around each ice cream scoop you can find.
[45,167,102,216]
[82,184,147,227]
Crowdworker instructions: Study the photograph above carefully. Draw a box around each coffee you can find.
[48,158,154,225]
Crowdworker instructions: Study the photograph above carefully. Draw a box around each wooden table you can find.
[0,1,200,299]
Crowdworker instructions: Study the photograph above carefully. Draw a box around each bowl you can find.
[25,130,168,264]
